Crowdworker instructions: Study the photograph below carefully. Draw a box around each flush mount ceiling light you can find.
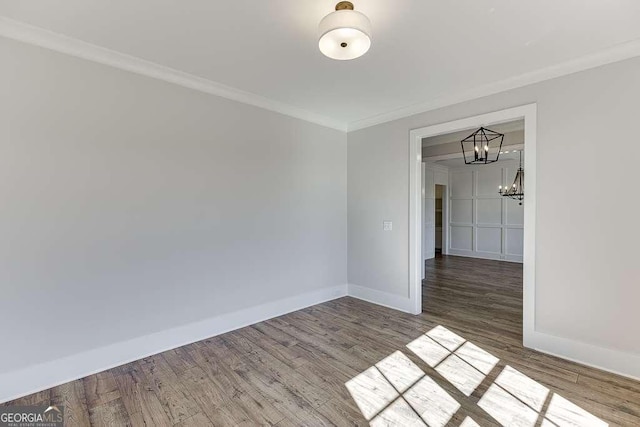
[460,127,504,164]
[318,1,372,60]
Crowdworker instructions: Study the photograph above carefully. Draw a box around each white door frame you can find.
[409,103,537,347]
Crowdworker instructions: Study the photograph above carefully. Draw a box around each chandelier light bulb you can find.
[318,2,372,60]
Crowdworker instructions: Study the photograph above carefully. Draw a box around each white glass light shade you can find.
[318,10,371,60]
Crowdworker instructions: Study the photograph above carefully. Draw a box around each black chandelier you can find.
[499,151,525,205]
[460,127,504,164]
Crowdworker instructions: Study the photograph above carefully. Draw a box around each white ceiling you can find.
[2,1,640,129]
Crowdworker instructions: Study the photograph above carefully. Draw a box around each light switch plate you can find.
[383,220,393,231]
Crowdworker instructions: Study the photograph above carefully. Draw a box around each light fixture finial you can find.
[335,1,354,11]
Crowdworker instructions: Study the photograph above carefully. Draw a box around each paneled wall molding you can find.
[448,161,524,263]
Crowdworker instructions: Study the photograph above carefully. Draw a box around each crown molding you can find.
[347,38,640,131]
[5,16,640,135]
[0,17,348,132]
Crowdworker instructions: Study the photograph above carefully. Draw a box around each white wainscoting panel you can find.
[448,161,523,262]
[477,199,502,224]
[506,228,524,257]
[450,226,474,251]
[506,197,525,225]
[477,166,503,196]
[450,170,473,198]
[451,199,473,223]
[477,227,503,254]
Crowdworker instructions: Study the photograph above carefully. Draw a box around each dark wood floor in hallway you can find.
[3,256,639,426]
[423,255,524,353]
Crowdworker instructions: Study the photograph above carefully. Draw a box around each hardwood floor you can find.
[4,255,640,426]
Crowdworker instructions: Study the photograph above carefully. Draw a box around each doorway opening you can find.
[421,119,526,340]
[434,184,444,255]
[423,121,525,265]
[408,104,536,349]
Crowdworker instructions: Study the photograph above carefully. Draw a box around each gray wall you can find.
[348,57,640,355]
[0,38,347,374]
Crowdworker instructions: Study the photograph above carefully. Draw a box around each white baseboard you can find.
[348,283,640,381]
[347,283,414,314]
[526,330,640,381]
[0,284,347,404]
[4,281,638,403]
[447,249,523,263]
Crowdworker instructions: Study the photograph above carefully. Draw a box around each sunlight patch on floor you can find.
[404,376,460,427]
[478,382,539,426]
[376,351,425,393]
[459,416,481,427]
[406,335,450,367]
[495,365,549,411]
[544,393,609,427]
[435,354,485,397]
[425,325,465,351]
[347,325,608,427]
[409,325,490,397]
[345,366,398,420]
[370,397,426,427]
[455,341,499,375]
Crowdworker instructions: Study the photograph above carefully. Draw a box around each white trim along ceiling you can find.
[2,16,640,132]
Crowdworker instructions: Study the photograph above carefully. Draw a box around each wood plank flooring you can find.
[3,255,639,426]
